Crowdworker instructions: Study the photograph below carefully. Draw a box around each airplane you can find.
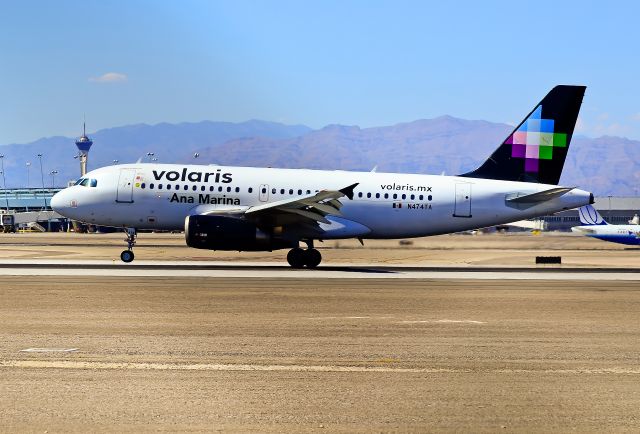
[571,204,640,245]
[51,85,593,267]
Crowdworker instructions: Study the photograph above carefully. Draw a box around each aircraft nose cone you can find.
[50,190,67,214]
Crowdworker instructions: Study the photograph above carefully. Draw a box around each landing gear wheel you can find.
[120,250,135,263]
[305,248,322,268]
[287,248,306,269]
[121,228,137,263]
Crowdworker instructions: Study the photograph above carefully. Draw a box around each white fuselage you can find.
[572,224,640,246]
[52,163,592,239]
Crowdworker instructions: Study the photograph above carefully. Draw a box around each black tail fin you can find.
[461,85,586,185]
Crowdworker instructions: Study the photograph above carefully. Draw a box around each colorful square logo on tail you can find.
[508,105,567,172]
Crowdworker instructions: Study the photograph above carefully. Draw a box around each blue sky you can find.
[1,1,639,144]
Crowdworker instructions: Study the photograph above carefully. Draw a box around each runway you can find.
[0,259,638,280]
[2,273,640,432]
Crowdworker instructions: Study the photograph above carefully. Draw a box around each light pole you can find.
[26,162,31,188]
[37,154,46,209]
[50,170,58,188]
[0,155,8,211]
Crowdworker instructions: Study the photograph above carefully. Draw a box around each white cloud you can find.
[631,112,640,122]
[88,72,128,83]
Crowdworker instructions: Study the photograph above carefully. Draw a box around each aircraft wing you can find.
[244,183,358,226]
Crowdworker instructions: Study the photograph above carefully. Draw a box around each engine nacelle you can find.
[185,215,293,251]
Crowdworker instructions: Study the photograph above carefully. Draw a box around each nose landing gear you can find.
[120,228,137,263]
[287,241,322,268]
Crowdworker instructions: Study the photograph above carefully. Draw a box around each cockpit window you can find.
[75,178,97,187]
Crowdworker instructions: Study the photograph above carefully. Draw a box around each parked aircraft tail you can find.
[461,85,586,185]
[578,205,608,226]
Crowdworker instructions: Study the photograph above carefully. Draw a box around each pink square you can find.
[513,131,527,144]
[525,145,539,158]
[511,144,526,158]
[525,158,539,172]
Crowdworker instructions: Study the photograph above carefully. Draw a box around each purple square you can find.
[525,158,539,172]
[512,144,526,158]
[505,134,514,144]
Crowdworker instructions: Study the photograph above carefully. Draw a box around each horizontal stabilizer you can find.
[506,187,574,204]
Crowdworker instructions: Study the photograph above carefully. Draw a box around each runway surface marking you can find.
[0,265,638,280]
[2,360,640,375]
[19,348,79,353]
[399,319,487,324]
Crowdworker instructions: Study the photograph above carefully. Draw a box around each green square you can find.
[553,133,567,147]
[539,145,553,160]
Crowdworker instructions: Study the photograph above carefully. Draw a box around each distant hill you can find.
[0,120,311,189]
[1,117,638,196]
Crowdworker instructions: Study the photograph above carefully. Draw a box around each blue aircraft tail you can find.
[578,205,608,226]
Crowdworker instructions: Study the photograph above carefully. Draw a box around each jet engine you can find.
[184,215,293,251]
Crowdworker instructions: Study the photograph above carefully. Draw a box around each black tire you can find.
[305,249,322,268]
[287,248,305,268]
[120,250,135,263]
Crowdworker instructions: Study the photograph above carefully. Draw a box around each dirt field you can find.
[0,233,639,432]
[0,231,637,267]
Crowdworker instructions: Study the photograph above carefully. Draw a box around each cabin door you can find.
[116,168,137,203]
[453,183,472,218]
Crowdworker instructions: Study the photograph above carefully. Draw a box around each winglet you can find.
[339,183,359,200]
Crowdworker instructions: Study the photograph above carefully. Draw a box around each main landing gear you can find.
[287,241,322,269]
[120,228,137,263]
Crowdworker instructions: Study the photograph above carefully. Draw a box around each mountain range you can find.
[1,118,638,196]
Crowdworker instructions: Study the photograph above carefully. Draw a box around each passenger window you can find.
[184,185,188,191]
[158,184,163,190]
[200,186,205,191]
[192,185,197,191]
[419,195,423,201]
[358,192,363,198]
[141,183,146,189]
[367,192,371,198]
[289,189,293,195]
[209,186,214,192]
[235,187,240,193]
[428,195,433,201]
[402,194,406,200]
[297,189,302,195]
[280,188,285,194]
[262,188,267,194]
[150,183,154,189]
[410,194,415,200]
[384,193,389,199]
[219,186,223,192]
[375,193,380,199]
[393,193,397,199]
[306,190,311,194]
[272,188,276,194]
[249,187,253,193]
